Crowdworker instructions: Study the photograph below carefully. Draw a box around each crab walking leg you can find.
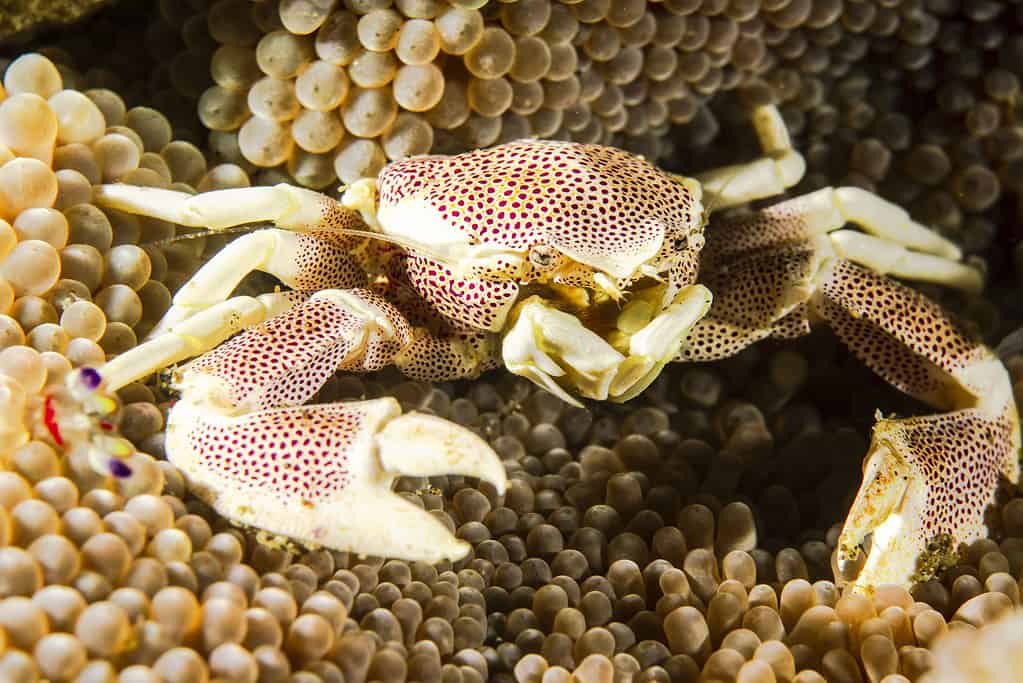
[828,230,981,292]
[166,396,505,562]
[691,105,806,210]
[707,188,965,264]
[812,261,1020,591]
[99,291,302,392]
[94,183,363,232]
[149,229,367,339]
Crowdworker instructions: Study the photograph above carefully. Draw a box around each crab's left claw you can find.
[166,397,506,562]
[838,407,1018,590]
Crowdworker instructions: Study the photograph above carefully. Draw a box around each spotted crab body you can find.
[367,140,707,345]
[22,105,1018,592]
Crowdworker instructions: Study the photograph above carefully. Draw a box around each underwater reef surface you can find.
[0,1,1021,682]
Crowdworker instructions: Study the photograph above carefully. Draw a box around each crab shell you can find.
[372,140,708,334]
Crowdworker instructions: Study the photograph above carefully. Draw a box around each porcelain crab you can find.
[22,104,1020,591]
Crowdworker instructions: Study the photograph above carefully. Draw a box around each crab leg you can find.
[101,290,303,392]
[107,284,498,411]
[94,183,364,232]
[704,188,978,288]
[691,105,806,210]
[147,228,367,338]
[815,261,1020,590]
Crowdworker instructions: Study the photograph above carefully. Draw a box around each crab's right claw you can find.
[166,397,506,563]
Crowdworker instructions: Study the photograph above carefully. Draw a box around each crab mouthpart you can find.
[501,297,626,406]
[501,283,712,405]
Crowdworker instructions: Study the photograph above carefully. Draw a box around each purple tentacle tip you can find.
[109,459,132,479]
[80,367,102,391]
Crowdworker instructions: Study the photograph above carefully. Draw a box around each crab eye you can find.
[529,245,555,269]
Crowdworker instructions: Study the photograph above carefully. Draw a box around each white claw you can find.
[165,396,505,563]
[377,412,508,494]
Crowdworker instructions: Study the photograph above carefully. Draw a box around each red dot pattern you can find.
[188,402,373,501]
[877,409,1015,575]
[702,195,816,269]
[820,260,977,400]
[378,139,702,284]
[403,255,520,332]
[681,245,817,362]
[319,196,372,233]
[398,328,500,382]
[188,289,412,411]
[817,260,1017,576]
[289,233,369,291]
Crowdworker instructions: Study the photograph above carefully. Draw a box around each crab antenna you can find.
[144,222,273,248]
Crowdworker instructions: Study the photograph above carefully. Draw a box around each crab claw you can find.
[166,396,506,562]
[837,406,1018,591]
[501,297,626,406]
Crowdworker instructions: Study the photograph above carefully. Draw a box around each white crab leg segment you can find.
[99,291,300,392]
[829,230,980,292]
[166,396,505,562]
[150,229,366,339]
[704,187,976,289]
[94,183,363,232]
[827,186,962,260]
[767,186,963,261]
[693,105,806,210]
